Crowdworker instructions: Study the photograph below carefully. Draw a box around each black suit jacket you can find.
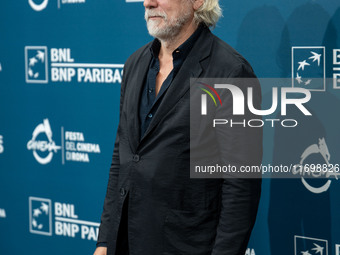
[98,25,263,255]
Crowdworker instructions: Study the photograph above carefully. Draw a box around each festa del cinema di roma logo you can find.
[28,0,86,11]
[25,46,123,84]
[198,81,312,128]
[29,196,99,240]
[0,135,4,154]
[27,119,101,165]
[292,138,340,194]
[28,0,49,11]
[27,119,61,165]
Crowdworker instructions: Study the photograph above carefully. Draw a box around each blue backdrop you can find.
[1,0,340,254]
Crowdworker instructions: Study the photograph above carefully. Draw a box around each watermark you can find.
[194,163,339,176]
[190,78,339,179]
[195,79,312,131]
[191,78,312,178]
[200,84,311,117]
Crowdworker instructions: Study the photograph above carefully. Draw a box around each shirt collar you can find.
[149,23,205,59]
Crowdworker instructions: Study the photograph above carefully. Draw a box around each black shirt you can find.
[139,24,204,138]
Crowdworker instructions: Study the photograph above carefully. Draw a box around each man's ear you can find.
[193,0,204,11]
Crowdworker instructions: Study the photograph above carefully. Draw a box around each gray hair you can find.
[193,0,222,28]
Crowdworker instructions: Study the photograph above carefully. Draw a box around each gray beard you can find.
[145,9,192,42]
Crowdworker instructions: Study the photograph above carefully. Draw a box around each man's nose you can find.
[144,0,157,8]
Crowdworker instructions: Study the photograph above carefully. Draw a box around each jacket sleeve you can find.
[211,64,262,255]
[212,179,261,255]
[96,133,120,245]
[96,66,127,245]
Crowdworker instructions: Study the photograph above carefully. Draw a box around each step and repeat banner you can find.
[0,0,340,254]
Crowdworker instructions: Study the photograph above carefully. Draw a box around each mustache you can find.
[144,9,167,21]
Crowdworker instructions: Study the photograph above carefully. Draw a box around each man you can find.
[94,0,262,254]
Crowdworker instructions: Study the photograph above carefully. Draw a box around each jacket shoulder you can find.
[124,42,152,70]
[209,34,255,78]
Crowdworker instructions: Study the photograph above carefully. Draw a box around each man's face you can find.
[144,0,194,41]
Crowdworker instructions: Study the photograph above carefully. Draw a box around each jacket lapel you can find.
[140,27,214,143]
[127,48,152,153]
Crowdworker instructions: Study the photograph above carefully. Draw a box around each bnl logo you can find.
[245,248,255,255]
[292,47,325,92]
[25,46,48,83]
[295,235,328,255]
[29,197,52,236]
[334,49,340,89]
[336,244,340,255]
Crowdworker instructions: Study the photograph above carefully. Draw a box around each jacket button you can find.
[120,188,126,196]
[132,154,140,162]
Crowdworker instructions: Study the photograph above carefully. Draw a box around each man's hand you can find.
[93,247,107,255]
